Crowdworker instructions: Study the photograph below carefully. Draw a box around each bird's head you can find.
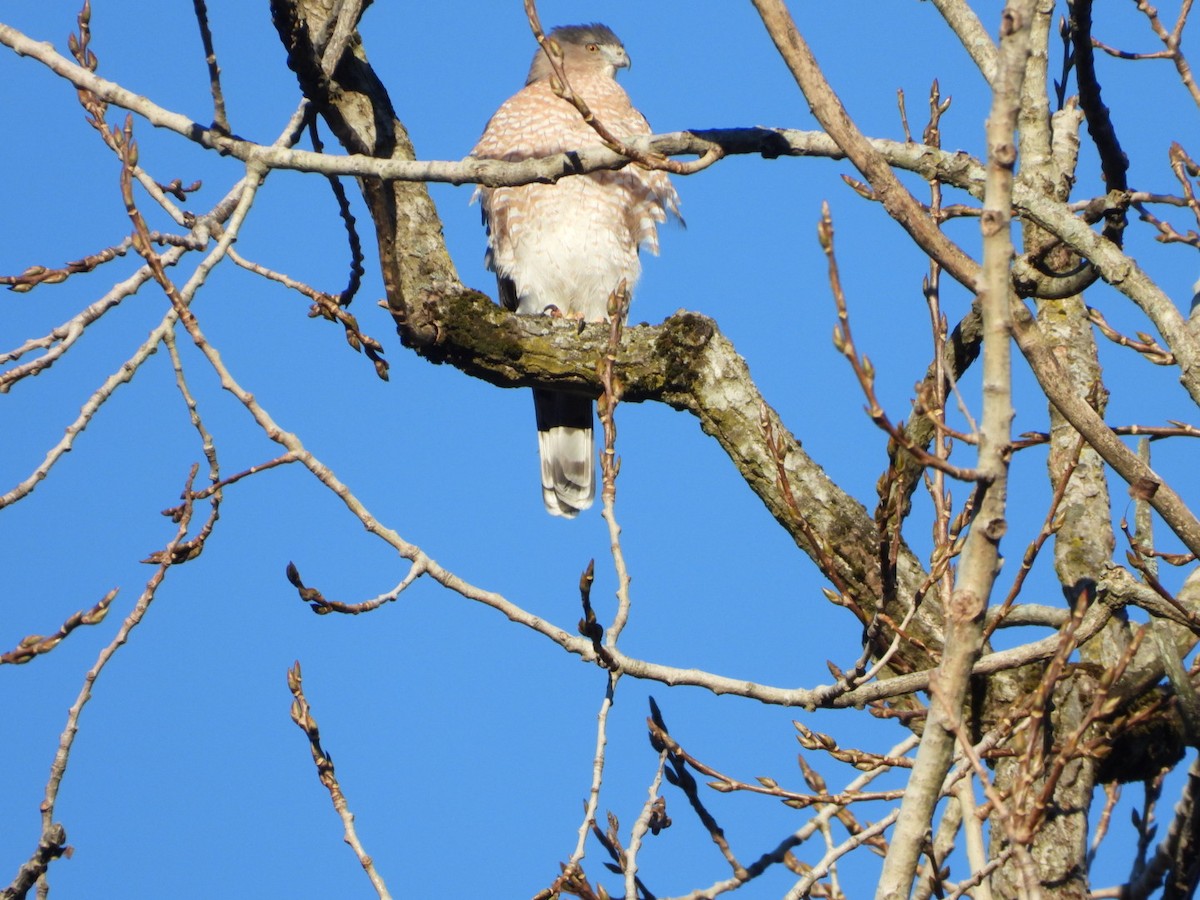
[526,23,630,85]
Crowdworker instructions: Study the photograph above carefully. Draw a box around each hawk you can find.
[472,23,680,517]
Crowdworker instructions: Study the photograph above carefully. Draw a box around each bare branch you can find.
[287,662,392,899]
[0,590,116,666]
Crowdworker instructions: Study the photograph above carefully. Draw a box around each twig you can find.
[1087,781,1121,870]
[649,699,745,878]
[1093,0,1200,108]
[304,114,366,308]
[750,0,981,290]
[599,281,633,649]
[623,750,670,899]
[191,0,229,133]
[286,562,423,615]
[0,824,68,900]
[568,675,619,872]
[1088,305,1176,364]
[287,662,392,899]
[0,590,116,666]
[38,466,202,896]
[226,247,388,380]
[821,204,984,483]
[982,435,1083,642]
[188,453,300,501]
[2,238,132,292]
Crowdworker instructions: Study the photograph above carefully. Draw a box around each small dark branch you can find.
[1136,201,1200,249]
[598,282,629,507]
[1089,305,1177,364]
[897,88,913,143]
[794,721,915,774]
[843,173,985,223]
[1130,771,1168,889]
[1055,14,1075,109]
[576,560,616,670]
[285,561,420,615]
[191,0,229,133]
[821,204,984,483]
[1,823,69,900]
[1070,0,1130,245]
[306,115,365,307]
[522,0,725,177]
[2,240,132,292]
[589,808,660,898]
[1125,517,1200,567]
[1097,0,1200,108]
[188,452,299,501]
[1169,142,1200,238]
[228,249,388,380]
[1144,755,1200,900]
[1121,533,1200,634]
[1,589,117,666]
[648,699,746,879]
[1090,38,1172,60]
[154,178,202,201]
[287,662,392,899]
[796,755,891,856]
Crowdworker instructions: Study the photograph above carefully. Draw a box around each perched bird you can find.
[471,23,680,517]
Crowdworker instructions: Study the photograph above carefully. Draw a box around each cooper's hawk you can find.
[472,23,680,517]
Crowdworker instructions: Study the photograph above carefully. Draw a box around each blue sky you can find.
[3,2,1200,897]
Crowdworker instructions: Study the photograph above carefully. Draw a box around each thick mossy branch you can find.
[269,0,946,672]
[264,0,1200,813]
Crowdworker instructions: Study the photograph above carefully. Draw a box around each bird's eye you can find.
[586,43,599,52]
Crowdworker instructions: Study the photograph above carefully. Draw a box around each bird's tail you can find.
[532,389,595,518]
